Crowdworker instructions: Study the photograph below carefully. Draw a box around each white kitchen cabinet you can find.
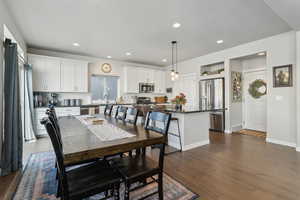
[29,55,60,92]
[60,59,88,92]
[29,54,88,93]
[74,61,88,92]
[124,65,166,94]
[55,107,80,117]
[124,66,139,93]
[60,59,74,92]
[34,107,80,136]
[154,70,166,93]
[138,68,154,83]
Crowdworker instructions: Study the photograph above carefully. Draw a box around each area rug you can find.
[14,152,198,200]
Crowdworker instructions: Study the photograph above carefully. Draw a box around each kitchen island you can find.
[144,105,225,151]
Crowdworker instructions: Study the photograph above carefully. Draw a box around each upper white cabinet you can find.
[60,59,88,92]
[29,54,88,93]
[124,66,139,93]
[138,68,154,83]
[124,66,166,94]
[29,55,61,92]
[154,70,166,93]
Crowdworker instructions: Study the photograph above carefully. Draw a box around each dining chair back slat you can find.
[145,111,171,135]
[125,107,139,125]
[115,106,128,121]
[104,104,113,116]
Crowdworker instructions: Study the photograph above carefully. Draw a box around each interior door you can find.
[243,70,267,132]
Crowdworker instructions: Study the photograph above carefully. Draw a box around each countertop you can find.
[164,108,226,114]
[34,102,171,109]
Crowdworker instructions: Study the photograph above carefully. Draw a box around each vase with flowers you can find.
[171,93,187,110]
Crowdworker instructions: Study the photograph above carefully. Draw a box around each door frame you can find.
[242,67,267,131]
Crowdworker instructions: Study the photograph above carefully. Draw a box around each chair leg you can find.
[177,120,183,152]
[124,180,130,200]
[114,183,120,200]
[158,172,164,200]
[56,179,61,198]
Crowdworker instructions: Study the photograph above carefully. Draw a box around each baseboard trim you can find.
[266,138,296,148]
[182,140,210,151]
[231,124,243,132]
[167,141,181,150]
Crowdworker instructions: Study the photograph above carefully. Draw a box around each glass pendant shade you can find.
[171,69,175,76]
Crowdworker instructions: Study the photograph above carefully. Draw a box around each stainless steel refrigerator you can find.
[199,78,225,131]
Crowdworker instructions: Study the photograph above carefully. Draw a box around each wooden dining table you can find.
[59,114,165,165]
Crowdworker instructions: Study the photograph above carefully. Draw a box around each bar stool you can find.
[166,117,182,155]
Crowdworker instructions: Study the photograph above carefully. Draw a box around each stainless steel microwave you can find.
[139,83,155,93]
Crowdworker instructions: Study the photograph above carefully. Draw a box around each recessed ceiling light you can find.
[73,42,80,47]
[216,40,224,44]
[172,22,181,28]
[162,59,167,62]
[125,52,132,56]
[258,52,266,56]
[107,56,112,59]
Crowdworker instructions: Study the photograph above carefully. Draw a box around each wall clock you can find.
[101,63,112,73]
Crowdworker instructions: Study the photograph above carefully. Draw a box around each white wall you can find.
[167,31,297,147]
[242,56,267,71]
[296,31,300,151]
[0,0,26,163]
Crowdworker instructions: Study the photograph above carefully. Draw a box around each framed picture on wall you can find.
[273,64,293,87]
[231,71,242,102]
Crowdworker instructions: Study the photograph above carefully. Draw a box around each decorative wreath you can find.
[248,79,267,99]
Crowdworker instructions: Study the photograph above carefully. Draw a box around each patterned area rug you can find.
[14,152,198,200]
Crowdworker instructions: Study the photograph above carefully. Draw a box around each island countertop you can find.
[164,107,226,114]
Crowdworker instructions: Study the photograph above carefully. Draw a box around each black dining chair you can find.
[110,111,171,200]
[115,106,128,121]
[104,104,114,116]
[40,118,122,200]
[45,108,102,197]
[124,107,139,125]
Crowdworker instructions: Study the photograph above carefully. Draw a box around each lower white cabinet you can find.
[34,107,80,136]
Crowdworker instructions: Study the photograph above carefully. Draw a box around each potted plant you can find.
[171,93,187,110]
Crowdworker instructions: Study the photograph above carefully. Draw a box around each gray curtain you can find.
[24,64,36,141]
[0,39,23,176]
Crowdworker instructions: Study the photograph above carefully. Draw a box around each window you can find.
[91,75,119,101]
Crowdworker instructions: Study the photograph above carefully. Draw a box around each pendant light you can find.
[171,41,179,80]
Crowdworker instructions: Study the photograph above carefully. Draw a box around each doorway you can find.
[243,69,267,132]
[229,52,267,138]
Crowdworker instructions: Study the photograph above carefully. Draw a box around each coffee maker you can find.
[49,93,59,106]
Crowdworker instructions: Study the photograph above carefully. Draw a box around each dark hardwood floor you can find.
[161,132,300,200]
[1,132,300,200]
